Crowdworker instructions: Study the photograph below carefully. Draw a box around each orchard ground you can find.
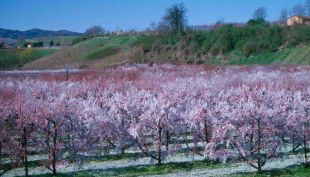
[2,64,310,176]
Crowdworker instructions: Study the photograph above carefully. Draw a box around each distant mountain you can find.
[0,28,82,39]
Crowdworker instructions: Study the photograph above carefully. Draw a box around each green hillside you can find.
[21,36,144,70]
[20,34,310,70]
[230,46,310,65]
[199,45,310,65]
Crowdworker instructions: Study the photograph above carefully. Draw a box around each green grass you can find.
[231,165,310,177]
[203,45,310,66]
[15,164,310,177]
[103,153,138,161]
[82,36,141,60]
[37,49,59,57]
[18,159,219,177]
[132,35,157,52]
[102,160,220,177]
[79,37,137,49]
[120,37,131,45]
[230,50,290,65]
[78,38,108,50]
[87,46,121,60]
[0,48,58,69]
[9,151,310,177]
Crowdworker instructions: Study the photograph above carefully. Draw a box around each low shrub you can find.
[19,49,40,64]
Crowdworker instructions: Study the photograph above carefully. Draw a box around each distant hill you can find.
[0,28,82,39]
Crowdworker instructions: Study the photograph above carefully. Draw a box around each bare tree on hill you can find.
[306,0,310,16]
[279,8,288,25]
[292,3,306,16]
[253,7,268,21]
[84,25,105,38]
[17,36,25,46]
[163,3,188,34]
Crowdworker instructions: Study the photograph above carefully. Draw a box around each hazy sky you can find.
[0,0,302,32]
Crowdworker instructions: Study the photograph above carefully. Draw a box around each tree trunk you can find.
[304,133,308,167]
[24,155,29,177]
[52,125,58,175]
[257,166,262,174]
[23,127,29,177]
[166,130,169,151]
[158,126,162,166]
[0,141,2,171]
[292,134,301,153]
[184,129,188,147]
[204,118,208,143]
[66,68,69,82]
[257,118,262,173]
[304,123,309,168]
[121,149,125,156]
[293,134,296,152]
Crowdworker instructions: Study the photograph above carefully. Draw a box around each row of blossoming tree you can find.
[1,64,310,176]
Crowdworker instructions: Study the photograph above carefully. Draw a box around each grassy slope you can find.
[203,45,310,66]
[21,36,141,70]
[37,49,59,57]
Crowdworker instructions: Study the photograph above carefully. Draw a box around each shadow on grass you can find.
[15,159,219,177]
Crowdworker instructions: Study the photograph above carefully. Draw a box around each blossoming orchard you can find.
[1,64,310,176]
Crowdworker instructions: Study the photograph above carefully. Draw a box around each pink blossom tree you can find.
[36,91,72,175]
[131,90,185,165]
[183,91,217,156]
[0,110,21,176]
[0,81,39,177]
[285,90,310,167]
[207,86,286,173]
[0,80,20,176]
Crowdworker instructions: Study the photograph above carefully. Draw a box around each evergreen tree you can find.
[49,40,55,47]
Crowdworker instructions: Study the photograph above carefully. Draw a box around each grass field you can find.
[0,48,59,69]
[36,49,59,57]
[77,36,138,51]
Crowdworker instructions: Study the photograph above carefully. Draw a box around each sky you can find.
[0,0,303,33]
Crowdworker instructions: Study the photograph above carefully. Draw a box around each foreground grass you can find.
[14,162,310,177]
[8,148,307,177]
[8,149,309,177]
[231,165,310,177]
